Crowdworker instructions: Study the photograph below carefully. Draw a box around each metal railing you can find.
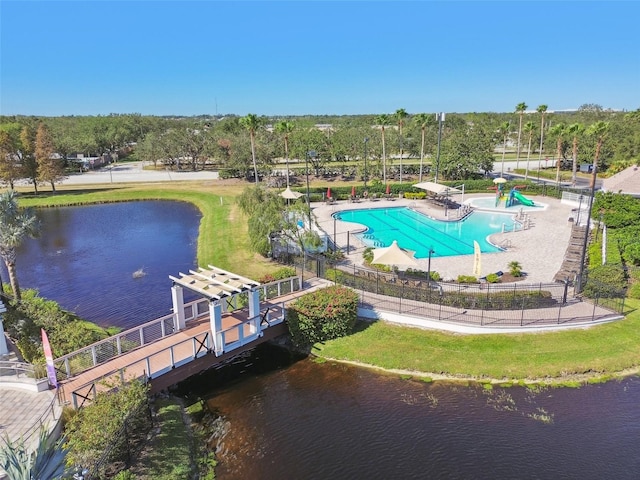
[0,361,47,384]
[19,393,61,451]
[68,304,286,409]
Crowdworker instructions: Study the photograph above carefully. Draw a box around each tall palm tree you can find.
[376,114,392,183]
[586,121,611,189]
[395,108,408,183]
[275,120,295,187]
[536,104,548,173]
[412,113,431,182]
[523,121,536,180]
[514,102,528,170]
[498,121,511,176]
[566,123,585,185]
[0,190,40,300]
[239,114,262,185]
[549,123,566,185]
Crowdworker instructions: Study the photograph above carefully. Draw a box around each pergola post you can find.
[171,284,186,331]
[209,301,223,355]
[248,288,260,321]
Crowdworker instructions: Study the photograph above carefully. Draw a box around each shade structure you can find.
[279,187,304,200]
[372,240,418,268]
[493,177,508,184]
[413,181,462,195]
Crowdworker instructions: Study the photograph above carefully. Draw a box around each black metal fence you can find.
[276,253,626,328]
[86,399,153,479]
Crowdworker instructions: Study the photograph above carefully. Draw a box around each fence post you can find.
[562,279,569,304]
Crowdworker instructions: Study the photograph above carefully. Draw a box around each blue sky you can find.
[1,1,638,116]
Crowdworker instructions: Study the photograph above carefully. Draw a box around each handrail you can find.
[19,391,61,450]
[0,360,47,383]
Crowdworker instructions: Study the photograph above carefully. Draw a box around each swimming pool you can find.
[333,207,520,258]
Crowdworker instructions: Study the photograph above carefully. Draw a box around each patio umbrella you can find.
[386,184,390,195]
[493,177,508,184]
[372,240,418,268]
[413,181,462,195]
[327,187,332,199]
[279,187,304,200]
[351,185,356,197]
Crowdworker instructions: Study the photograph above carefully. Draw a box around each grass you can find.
[313,299,640,383]
[126,398,194,480]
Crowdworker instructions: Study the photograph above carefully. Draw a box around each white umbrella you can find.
[279,187,304,200]
[493,177,508,184]
[413,181,462,195]
[372,240,418,268]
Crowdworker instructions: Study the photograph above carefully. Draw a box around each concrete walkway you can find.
[312,192,577,284]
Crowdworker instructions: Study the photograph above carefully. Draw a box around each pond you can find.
[7,201,201,330]
[176,344,640,480]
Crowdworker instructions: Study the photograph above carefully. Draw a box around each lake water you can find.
[8,201,201,330]
[176,344,640,480]
[12,202,640,479]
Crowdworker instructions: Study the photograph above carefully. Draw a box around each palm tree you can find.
[536,104,548,174]
[376,114,392,183]
[514,102,528,169]
[275,120,295,187]
[395,108,408,183]
[566,123,585,185]
[0,190,40,301]
[549,123,566,185]
[498,121,511,176]
[523,121,536,180]
[586,121,611,189]
[412,113,431,182]
[239,114,262,185]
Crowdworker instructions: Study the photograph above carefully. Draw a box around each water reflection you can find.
[178,345,640,480]
[7,201,200,329]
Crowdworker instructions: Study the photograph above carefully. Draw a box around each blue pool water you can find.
[334,207,520,258]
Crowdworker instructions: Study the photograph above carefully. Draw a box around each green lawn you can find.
[313,299,640,383]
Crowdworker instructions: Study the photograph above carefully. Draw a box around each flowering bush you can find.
[286,286,358,347]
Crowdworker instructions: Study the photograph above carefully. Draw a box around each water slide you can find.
[511,190,535,207]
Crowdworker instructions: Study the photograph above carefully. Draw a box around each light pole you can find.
[435,112,445,183]
[306,150,316,224]
[576,163,598,294]
[427,247,435,283]
[364,137,369,189]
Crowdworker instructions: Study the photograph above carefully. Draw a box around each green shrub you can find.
[286,285,359,347]
[3,289,114,362]
[457,275,479,284]
[583,264,627,298]
[485,273,501,283]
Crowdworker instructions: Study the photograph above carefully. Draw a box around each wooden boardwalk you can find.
[58,278,331,408]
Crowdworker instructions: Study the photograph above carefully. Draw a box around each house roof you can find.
[602,165,640,197]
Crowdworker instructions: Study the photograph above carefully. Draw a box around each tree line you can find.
[1,104,639,192]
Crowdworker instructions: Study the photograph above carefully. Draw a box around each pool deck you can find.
[312,193,577,284]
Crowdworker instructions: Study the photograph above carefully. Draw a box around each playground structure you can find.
[506,187,535,207]
[491,182,536,208]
